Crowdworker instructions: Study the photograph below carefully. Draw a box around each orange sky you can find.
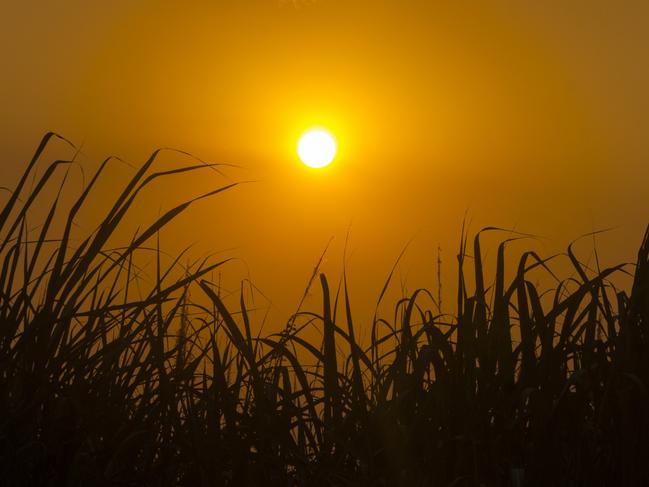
[1,0,648,327]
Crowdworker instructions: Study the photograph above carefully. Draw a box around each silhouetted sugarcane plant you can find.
[0,133,648,486]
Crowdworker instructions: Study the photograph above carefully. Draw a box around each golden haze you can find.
[0,0,648,326]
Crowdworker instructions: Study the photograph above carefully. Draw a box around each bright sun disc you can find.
[297,129,337,168]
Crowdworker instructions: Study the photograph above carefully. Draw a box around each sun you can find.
[297,128,337,168]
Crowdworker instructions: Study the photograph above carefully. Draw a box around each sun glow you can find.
[297,129,337,168]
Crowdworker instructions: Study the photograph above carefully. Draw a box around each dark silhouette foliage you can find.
[1,134,648,486]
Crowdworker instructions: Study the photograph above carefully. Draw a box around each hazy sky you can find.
[1,1,648,326]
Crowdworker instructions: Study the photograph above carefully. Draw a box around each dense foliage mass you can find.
[1,134,648,486]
